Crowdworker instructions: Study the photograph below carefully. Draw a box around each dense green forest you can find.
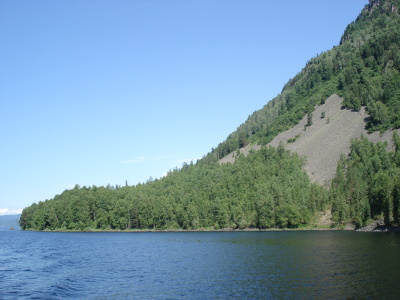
[20,0,400,231]
[20,147,328,231]
[331,133,400,227]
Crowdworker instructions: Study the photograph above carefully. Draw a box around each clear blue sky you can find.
[0,0,367,215]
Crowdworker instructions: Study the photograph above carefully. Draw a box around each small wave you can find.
[50,276,86,298]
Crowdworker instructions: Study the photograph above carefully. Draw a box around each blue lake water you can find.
[1,230,400,299]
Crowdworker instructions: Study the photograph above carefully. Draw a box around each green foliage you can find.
[20,147,328,231]
[306,112,313,127]
[330,133,400,227]
[287,135,300,143]
[337,0,400,130]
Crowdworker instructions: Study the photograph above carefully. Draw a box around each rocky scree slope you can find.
[220,94,400,186]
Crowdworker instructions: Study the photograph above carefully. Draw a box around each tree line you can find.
[20,134,400,231]
[20,146,328,231]
[331,133,400,227]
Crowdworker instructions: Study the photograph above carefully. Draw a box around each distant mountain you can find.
[0,214,21,230]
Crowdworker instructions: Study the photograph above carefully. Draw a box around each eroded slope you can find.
[220,94,400,186]
[268,94,399,185]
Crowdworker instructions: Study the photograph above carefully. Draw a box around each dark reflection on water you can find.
[1,230,399,299]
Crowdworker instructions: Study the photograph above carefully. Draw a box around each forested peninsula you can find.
[20,0,400,231]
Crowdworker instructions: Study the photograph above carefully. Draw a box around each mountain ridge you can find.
[0,215,21,230]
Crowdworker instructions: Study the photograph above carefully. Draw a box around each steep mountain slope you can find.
[218,93,400,185]
[268,95,400,185]
[212,0,400,162]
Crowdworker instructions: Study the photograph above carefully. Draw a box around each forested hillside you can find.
[20,147,328,231]
[331,133,400,227]
[20,0,400,231]
[210,0,400,160]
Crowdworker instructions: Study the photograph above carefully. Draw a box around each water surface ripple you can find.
[1,231,399,299]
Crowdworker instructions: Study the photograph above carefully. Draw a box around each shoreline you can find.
[23,225,400,233]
